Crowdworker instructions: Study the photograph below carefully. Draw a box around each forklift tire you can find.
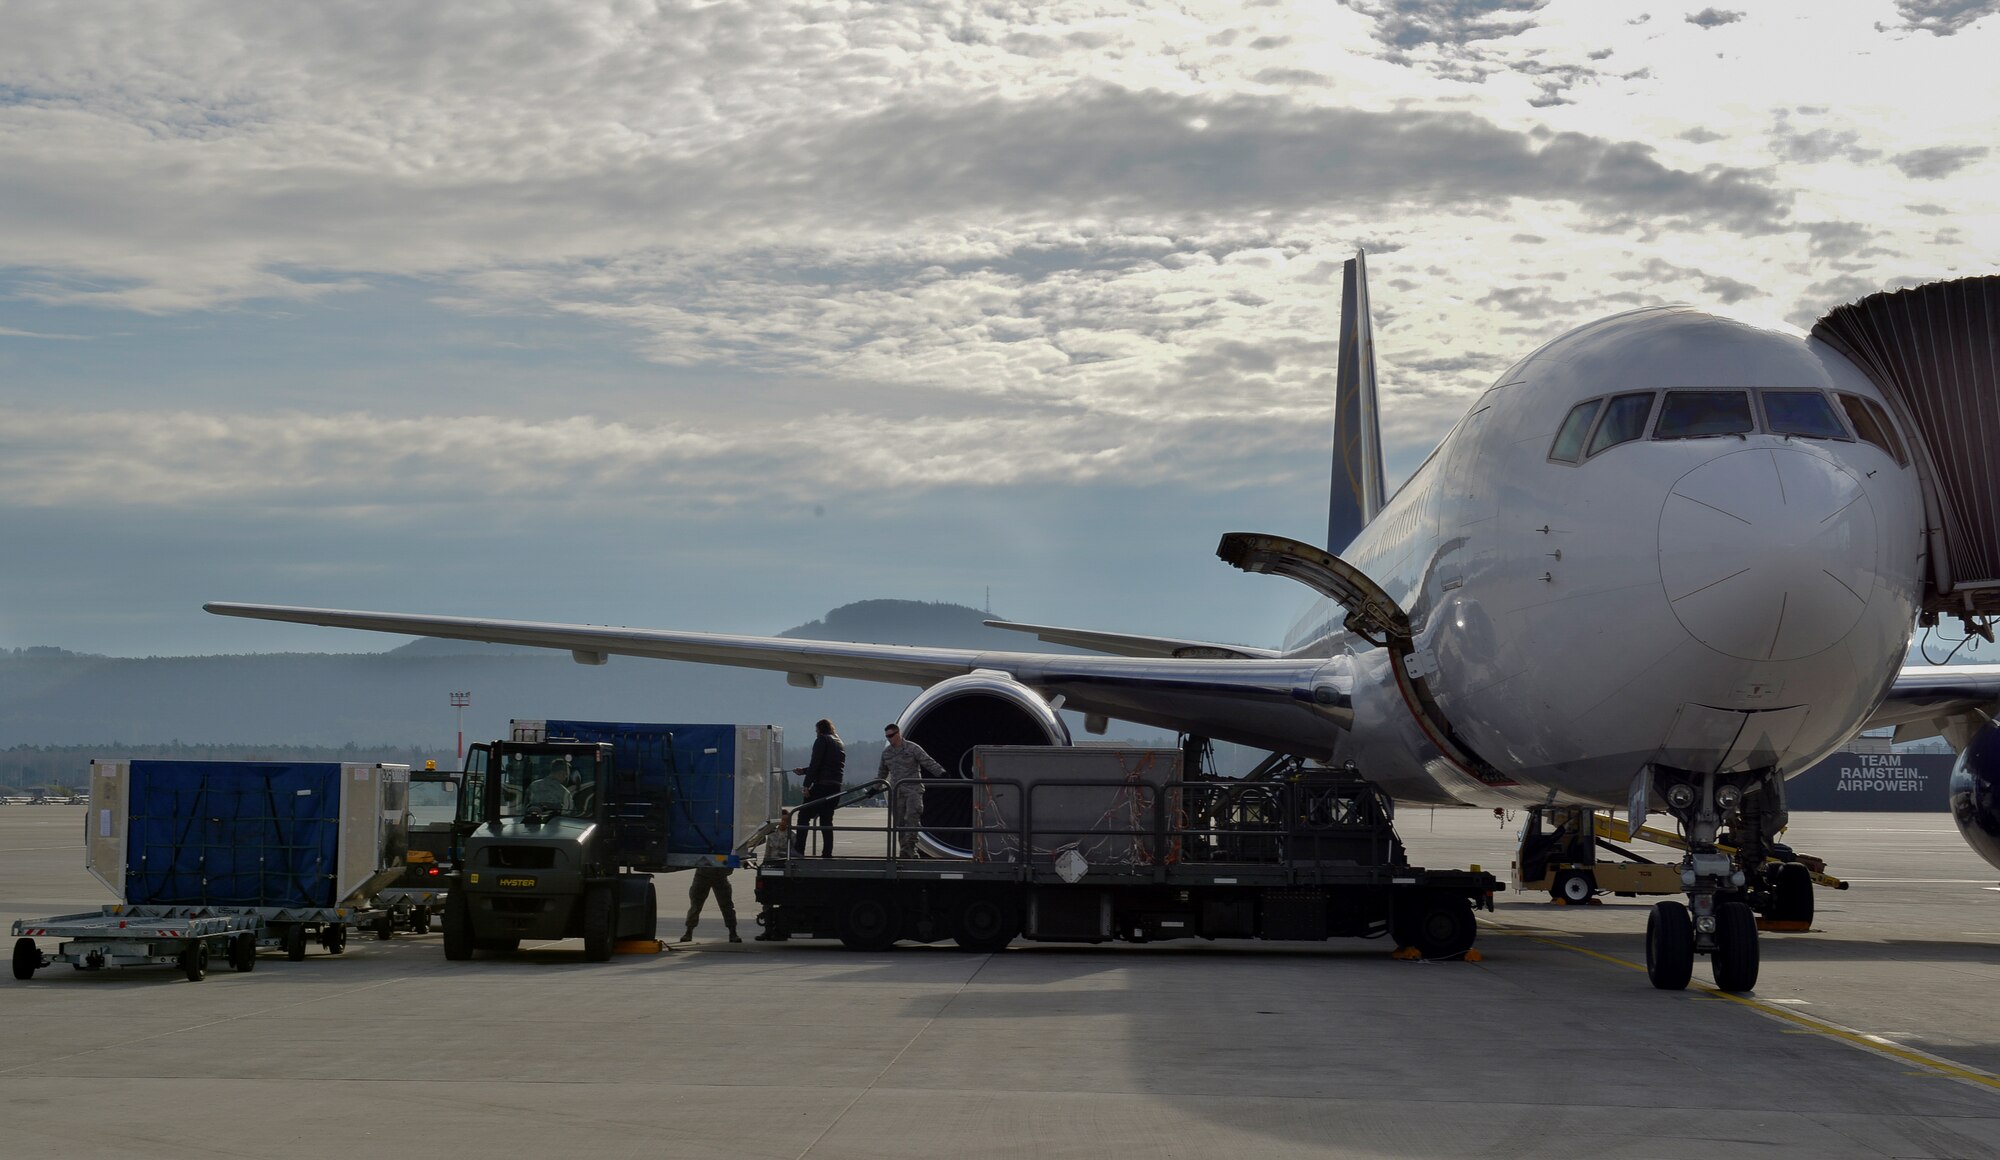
[1406,894,1476,960]
[1645,901,1693,991]
[284,924,308,962]
[1769,862,1814,927]
[582,885,616,962]
[230,933,257,973]
[442,895,472,961]
[181,942,209,982]
[1712,900,1760,993]
[1552,870,1595,904]
[322,924,347,955]
[953,897,1019,953]
[835,896,898,951]
[13,937,40,980]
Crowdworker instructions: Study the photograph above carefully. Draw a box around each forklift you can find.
[442,737,661,961]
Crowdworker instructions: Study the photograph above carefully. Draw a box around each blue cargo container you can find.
[515,720,783,868]
[86,759,409,912]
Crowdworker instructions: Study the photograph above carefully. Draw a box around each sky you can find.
[2,0,1997,657]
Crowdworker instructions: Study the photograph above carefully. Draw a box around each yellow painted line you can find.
[1488,923,2000,1094]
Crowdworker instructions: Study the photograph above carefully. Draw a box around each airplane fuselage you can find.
[1289,306,1926,809]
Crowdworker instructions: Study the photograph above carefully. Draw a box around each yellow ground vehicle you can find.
[1515,806,1844,927]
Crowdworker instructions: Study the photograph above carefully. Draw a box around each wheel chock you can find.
[1462,948,1483,963]
[1390,945,1422,960]
[1756,919,1810,933]
[1550,898,1568,905]
[615,939,669,954]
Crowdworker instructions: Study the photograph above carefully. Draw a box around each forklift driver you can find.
[528,756,576,812]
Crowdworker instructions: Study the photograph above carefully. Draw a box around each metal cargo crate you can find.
[86,760,410,910]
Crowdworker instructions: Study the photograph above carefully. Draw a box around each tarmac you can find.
[4,805,1999,1159]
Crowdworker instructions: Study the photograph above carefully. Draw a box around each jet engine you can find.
[1949,721,2000,872]
[897,671,1072,858]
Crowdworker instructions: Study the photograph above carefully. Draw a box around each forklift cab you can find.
[456,741,611,846]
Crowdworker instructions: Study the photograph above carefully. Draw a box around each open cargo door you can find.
[1216,532,1515,788]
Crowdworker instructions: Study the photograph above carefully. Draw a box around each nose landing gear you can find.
[1647,769,1760,993]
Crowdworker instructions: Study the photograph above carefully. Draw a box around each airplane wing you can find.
[1862,662,2000,746]
[203,602,1341,754]
[981,619,1279,659]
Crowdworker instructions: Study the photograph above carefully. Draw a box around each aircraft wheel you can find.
[181,941,209,982]
[953,897,1019,953]
[442,894,472,961]
[640,883,658,941]
[835,895,898,951]
[582,885,616,962]
[1712,900,1760,992]
[1553,870,1595,904]
[1769,862,1814,927]
[230,933,257,973]
[13,937,40,980]
[1645,901,1693,991]
[284,924,308,962]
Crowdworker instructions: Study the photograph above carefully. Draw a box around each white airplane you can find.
[208,256,2000,993]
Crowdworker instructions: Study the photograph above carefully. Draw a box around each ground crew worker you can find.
[527,756,575,812]
[879,723,944,858]
[681,863,741,942]
[791,718,846,857]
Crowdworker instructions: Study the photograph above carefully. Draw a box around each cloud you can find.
[0,326,91,339]
[1685,9,1745,28]
[1342,0,1550,52]
[1891,144,1989,178]
[1890,0,1999,35]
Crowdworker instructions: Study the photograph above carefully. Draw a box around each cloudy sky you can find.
[2,0,1996,656]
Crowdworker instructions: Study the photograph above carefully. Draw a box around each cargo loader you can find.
[754,747,1500,958]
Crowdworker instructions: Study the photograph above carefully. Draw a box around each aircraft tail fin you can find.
[1327,251,1386,554]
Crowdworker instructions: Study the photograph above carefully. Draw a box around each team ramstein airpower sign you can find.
[1784,750,1953,811]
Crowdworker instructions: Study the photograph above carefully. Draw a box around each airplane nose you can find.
[1657,447,1877,661]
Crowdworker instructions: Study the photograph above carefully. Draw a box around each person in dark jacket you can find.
[790,718,845,857]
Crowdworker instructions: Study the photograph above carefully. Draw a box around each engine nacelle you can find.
[1949,721,2000,872]
[898,671,1072,858]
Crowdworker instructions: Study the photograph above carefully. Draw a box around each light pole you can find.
[450,691,471,759]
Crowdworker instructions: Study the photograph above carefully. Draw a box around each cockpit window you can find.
[1549,400,1600,463]
[1837,393,1909,465]
[1761,390,1849,439]
[1653,390,1754,439]
[1587,392,1655,456]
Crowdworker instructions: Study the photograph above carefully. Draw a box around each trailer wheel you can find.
[181,942,209,982]
[1407,895,1476,960]
[230,933,257,973]
[442,895,472,961]
[12,937,39,980]
[413,906,432,935]
[582,885,615,962]
[1552,870,1595,904]
[322,924,347,955]
[375,915,395,941]
[1645,901,1694,991]
[953,897,1018,953]
[1711,900,1760,993]
[284,924,308,962]
[835,895,898,951]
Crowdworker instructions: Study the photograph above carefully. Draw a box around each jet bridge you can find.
[1814,276,2000,628]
